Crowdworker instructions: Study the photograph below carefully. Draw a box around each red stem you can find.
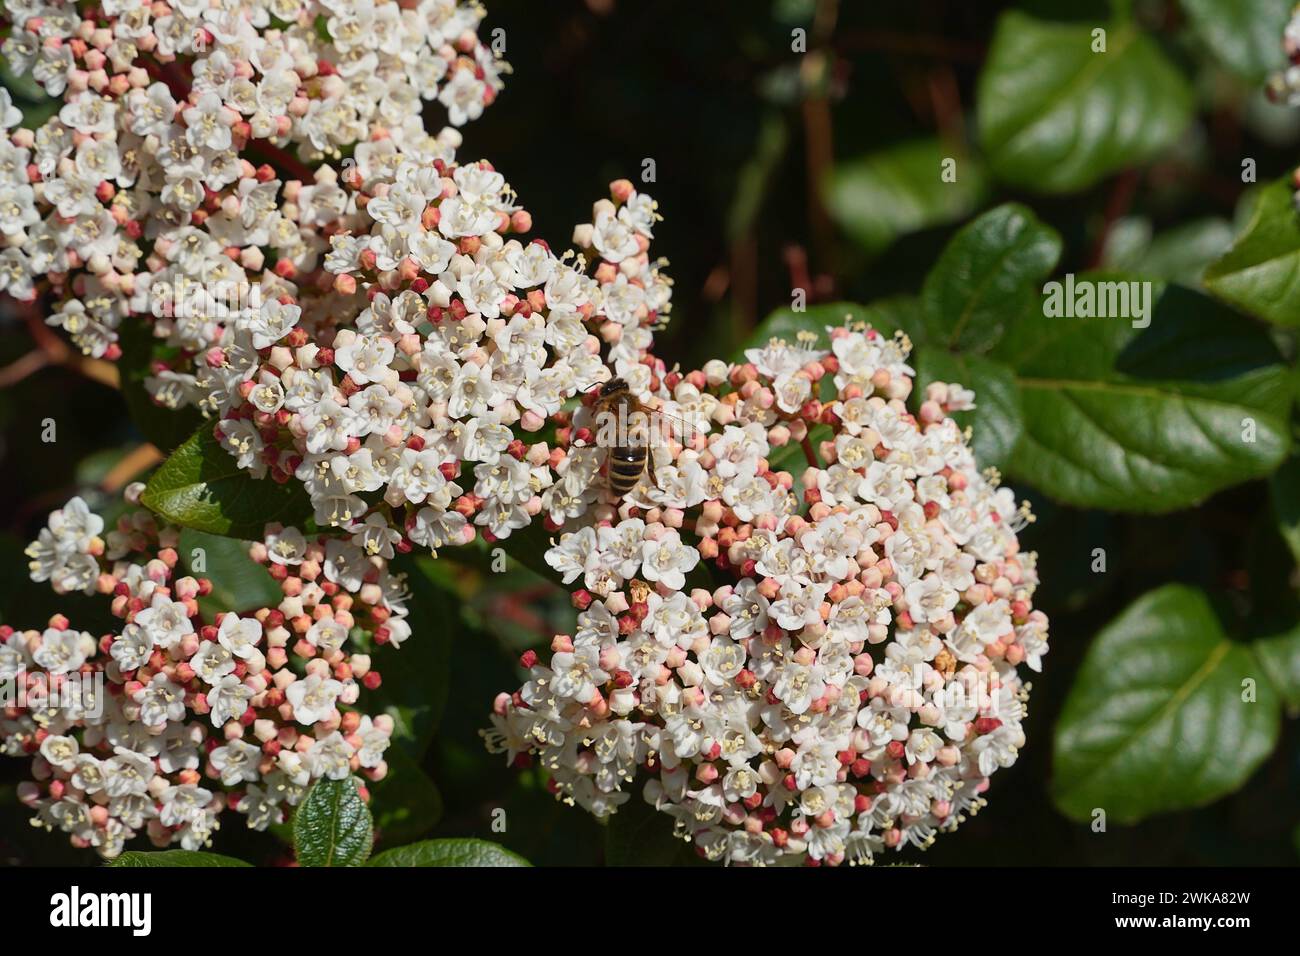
[801,435,819,469]
[1087,170,1140,270]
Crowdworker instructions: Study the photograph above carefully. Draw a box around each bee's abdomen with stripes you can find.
[608,449,646,495]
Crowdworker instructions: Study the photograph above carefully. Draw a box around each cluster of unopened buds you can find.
[5,490,409,857]
[484,323,1050,866]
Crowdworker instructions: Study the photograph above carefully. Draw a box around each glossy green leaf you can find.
[179,529,280,614]
[1181,0,1291,81]
[141,427,312,538]
[977,12,1193,193]
[1204,178,1300,327]
[994,282,1291,511]
[823,140,987,254]
[110,850,251,867]
[1101,217,1235,284]
[293,777,373,867]
[919,203,1062,352]
[366,838,530,867]
[1255,625,1300,715]
[911,350,1023,468]
[1154,220,1236,283]
[1053,585,1281,823]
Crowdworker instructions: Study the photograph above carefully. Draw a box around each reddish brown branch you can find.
[1087,169,1141,270]
[926,64,965,147]
[16,308,119,389]
[801,435,819,469]
[0,349,51,388]
[101,444,164,493]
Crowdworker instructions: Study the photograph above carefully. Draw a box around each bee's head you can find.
[599,377,627,398]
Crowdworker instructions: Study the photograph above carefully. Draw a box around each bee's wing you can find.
[627,399,705,442]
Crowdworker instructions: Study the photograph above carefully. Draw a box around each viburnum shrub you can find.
[9,490,408,857]
[0,0,1065,867]
[22,0,1300,868]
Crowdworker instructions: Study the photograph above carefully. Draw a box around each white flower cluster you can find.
[485,324,1050,866]
[0,0,506,356]
[0,0,678,553]
[209,177,671,545]
[7,492,410,858]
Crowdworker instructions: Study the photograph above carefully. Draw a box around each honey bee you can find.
[587,376,696,500]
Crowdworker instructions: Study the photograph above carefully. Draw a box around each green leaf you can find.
[117,317,203,453]
[369,746,443,845]
[1271,456,1300,567]
[293,777,374,867]
[1255,625,1300,715]
[1053,585,1281,823]
[1101,217,1235,285]
[736,297,921,359]
[179,529,281,614]
[919,203,1062,352]
[1204,178,1300,327]
[1181,0,1291,81]
[366,838,530,867]
[0,61,58,129]
[911,350,1023,468]
[823,139,987,255]
[977,12,1193,193]
[110,850,251,867]
[141,427,312,539]
[994,281,1291,511]
[1,63,51,106]
[604,793,698,866]
[367,555,454,756]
